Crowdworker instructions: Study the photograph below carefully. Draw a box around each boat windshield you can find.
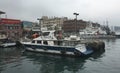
[42,32,50,36]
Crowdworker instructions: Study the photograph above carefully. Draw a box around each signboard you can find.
[0,18,21,24]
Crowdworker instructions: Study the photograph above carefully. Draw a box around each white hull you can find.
[26,47,75,56]
[0,43,16,48]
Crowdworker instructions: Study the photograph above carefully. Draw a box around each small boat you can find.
[79,22,115,39]
[0,39,16,48]
[21,30,94,56]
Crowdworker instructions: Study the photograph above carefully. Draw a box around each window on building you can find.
[15,26,17,29]
[8,26,13,30]
[17,26,19,29]
[8,26,10,29]
[12,26,14,29]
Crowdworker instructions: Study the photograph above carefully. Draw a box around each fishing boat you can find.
[21,30,94,56]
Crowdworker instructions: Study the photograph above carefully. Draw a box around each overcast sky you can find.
[0,0,120,26]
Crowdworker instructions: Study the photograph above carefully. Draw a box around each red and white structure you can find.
[0,18,22,40]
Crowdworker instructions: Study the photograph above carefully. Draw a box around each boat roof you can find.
[33,30,57,41]
[33,36,42,40]
[42,30,55,33]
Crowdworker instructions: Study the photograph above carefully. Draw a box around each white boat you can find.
[64,35,81,41]
[21,30,94,56]
[0,39,16,48]
[0,43,16,47]
[79,23,115,39]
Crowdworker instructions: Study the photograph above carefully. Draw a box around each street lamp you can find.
[73,13,79,20]
[73,12,79,35]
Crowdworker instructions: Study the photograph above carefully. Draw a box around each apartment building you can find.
[41,16,68,28]
[62,20,87,33]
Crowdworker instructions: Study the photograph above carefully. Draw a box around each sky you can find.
[0,0,120,26]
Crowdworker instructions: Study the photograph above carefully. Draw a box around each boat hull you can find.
[23,43,93,56]
[0,43,16,48]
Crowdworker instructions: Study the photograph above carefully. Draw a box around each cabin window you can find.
[43,41,48,45]
[54,41,57,45]
[37,41,41,44]
[32,40,35,43]
[42,32,50,36]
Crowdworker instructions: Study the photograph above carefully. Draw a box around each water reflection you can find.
[0,47,23,73]
[0,47,105,73]
[22,51,105,73]
[22,52,85,73]
[103,38,117,44]
[88,52,105,62]
[0,47,22,63]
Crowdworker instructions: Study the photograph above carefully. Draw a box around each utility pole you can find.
[73,13,79,35]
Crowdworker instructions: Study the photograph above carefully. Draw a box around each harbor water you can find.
[0,39,120,73]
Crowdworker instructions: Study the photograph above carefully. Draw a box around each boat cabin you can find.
[31,30,63,46]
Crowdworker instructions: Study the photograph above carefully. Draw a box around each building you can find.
[62,20,87,33]
[41,16,68,28]
[22,21,33,36]
[0,11,5,18]
[111,26,120,36]
[0,18,22,40]
[22,21,33,31]
[0,11,5,14]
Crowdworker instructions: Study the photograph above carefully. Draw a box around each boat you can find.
[64,35,81,41]
[21,30,101,56]
[0,38,16,48]
[79,24,115,39]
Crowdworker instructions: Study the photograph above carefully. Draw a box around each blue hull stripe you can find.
[24,44,77,52]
